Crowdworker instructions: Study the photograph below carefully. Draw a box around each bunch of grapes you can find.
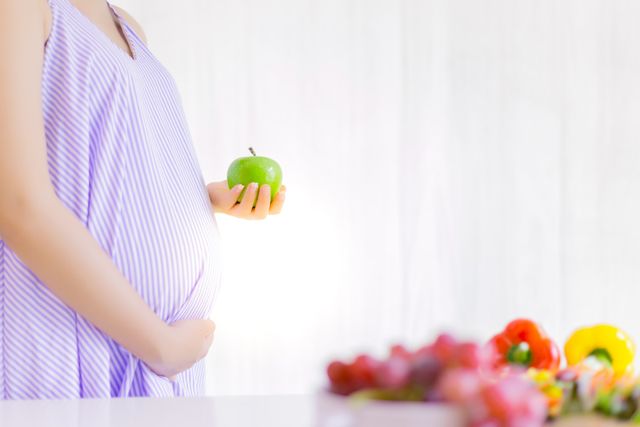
[326,334,548,427]
[327,334,492,398]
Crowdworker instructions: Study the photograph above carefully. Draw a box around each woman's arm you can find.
[0,0,213,379]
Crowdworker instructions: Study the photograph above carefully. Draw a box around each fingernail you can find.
[233,184,244,191]
[249,183,259,190]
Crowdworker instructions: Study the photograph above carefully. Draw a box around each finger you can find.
[233,182,259,216]
[269,186,286,215]
[225,185,245,208]
[203,319,216,337]
[200,333,214,359]
[253,184,271,220]
[215,184,244,211]
[208,182,244,211]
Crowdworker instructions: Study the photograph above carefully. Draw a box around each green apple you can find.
[227,147,283,205]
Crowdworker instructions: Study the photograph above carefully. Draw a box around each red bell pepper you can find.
[489,319,561,370]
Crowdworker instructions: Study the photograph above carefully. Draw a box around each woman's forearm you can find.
[0,191,167,365]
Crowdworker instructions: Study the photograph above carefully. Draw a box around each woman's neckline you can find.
[64,0,137,61]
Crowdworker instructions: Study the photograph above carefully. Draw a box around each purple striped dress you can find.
[0,0,221,399]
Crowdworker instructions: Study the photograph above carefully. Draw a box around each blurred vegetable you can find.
[527,368,565,417]
[565,325,635,378]
[489,318,561,370]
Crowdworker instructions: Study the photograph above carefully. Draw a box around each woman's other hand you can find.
[207,180,286,220]
[147,319,216,380]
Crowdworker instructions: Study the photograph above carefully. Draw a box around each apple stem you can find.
[249,147,256,157]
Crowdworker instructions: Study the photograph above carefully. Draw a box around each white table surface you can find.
[0,395,315,427]
[0,394,627,427]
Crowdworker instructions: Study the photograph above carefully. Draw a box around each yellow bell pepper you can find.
[564,324,636,377]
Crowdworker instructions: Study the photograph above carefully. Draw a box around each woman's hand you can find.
[207,180,286,220]
[146,319,216,380]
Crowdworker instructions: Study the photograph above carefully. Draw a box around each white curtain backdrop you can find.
[115,0,640,395]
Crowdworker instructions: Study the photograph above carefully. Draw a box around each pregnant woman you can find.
[0,0,285,399]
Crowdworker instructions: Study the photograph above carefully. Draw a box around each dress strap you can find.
[108,3,146,59]
[45,0,63,46]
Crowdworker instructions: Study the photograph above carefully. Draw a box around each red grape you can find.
[410,354,442,389]
[390,344,413,361]
[414,344,435,358]
[327,361,349,384]
[455,342,482,369]
[433,334,458,365]
[327,361,358,395]
[456,342,496,371]
[439,368,483,403]
[375,357,411,389]
[351,354,380,388]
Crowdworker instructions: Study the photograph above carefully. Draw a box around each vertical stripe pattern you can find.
[0,0,221,399]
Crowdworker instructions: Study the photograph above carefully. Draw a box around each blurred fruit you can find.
[433,334,458,366]
[456,342,497,371]
[327,361,355,396]
[440,369,483,403]
[327,361,349,384]
[375,357,411,390]
[351,354,380,389]
[414,344,435,358]
[456,343,482,369]
[410,354,442,389]
[390,344,413,361]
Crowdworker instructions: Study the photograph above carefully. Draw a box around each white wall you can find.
[116,0,640,395]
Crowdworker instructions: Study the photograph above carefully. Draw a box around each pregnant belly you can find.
[111,208,221,323]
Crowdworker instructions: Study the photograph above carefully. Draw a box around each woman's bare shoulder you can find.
[0,0,50,44]
[111,5,148,45]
